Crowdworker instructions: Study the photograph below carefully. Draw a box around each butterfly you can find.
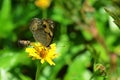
[18,18,55,47]
[29,18,54,47]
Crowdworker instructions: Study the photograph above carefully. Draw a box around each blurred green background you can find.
[0,0,120,80]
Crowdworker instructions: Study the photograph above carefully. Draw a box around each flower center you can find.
[39,48,47,58]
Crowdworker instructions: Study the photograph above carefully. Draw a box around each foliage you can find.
[0,0,120,80]
[105,0,120,28]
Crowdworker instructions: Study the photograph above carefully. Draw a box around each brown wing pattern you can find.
[29,18,54,47]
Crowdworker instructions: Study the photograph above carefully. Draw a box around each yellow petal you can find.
[41,59,45,64]
[46,58,55,65]
[25,48,36,53]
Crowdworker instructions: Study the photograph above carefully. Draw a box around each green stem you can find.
[35,61,41,80]
[42,9,47,18]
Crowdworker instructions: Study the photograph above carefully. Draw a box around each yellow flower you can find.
[25,42,58,65]
[35,0,51,9]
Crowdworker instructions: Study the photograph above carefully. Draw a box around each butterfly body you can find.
[29,18,54,47]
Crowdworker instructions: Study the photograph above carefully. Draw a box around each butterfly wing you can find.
[29,18,54,47]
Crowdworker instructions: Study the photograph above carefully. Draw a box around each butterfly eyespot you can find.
[43,24,47,28]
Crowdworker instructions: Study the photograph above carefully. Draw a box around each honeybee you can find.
[18,40,31,47]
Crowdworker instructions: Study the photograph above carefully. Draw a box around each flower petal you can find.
[41,59,45,64]
[45,57,55,65]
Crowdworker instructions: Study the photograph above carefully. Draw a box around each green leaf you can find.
[64,51,92,80]
[0,50,30,70]
[0,0,11,20]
